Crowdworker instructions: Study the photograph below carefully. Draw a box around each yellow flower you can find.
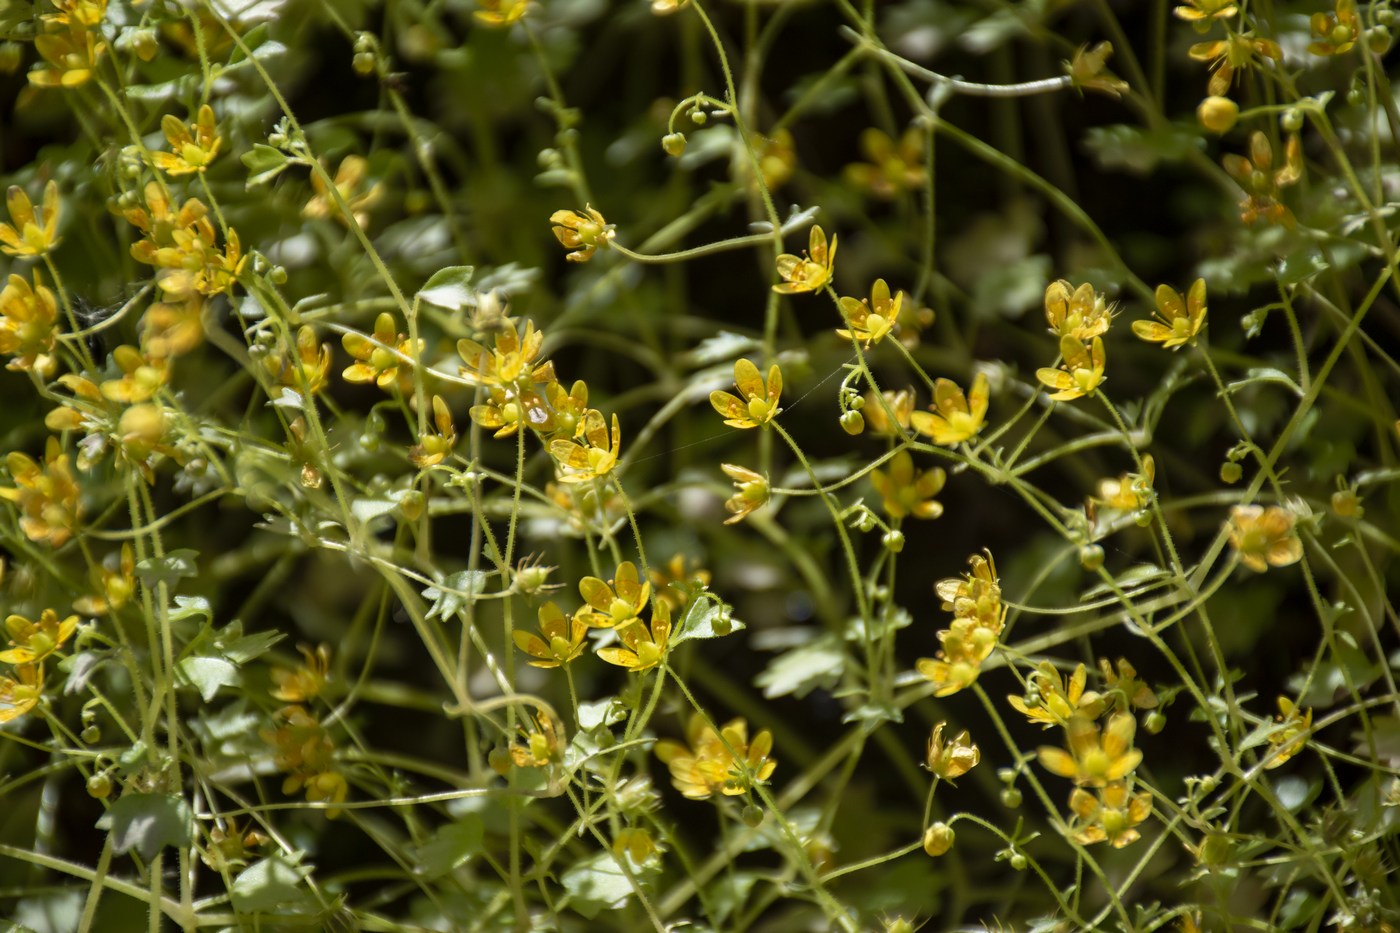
[844,128,925,200]
[0,437,82,547]
[73,544,136,615]
[1264,696,1312,768]
[773,225,835,295]
[410,396,457,468]
[837,280,901,347]
[1009,663,1106,729]
[598,600,671,673]
[457,320,547,389]
[266,324,332,395]
[469,387,534,439]
[304,156,383,230]
[508,712,564,768]
[612,827,660,867]
[1135,279,1207,349]
[342,313,421,393]
[869,450,945,520]
[1173,0,1237,25]
[153,104,222,176]
[1068,782,1152,847]
[917,605,1004,698]
[100,345,169,403]
[0,609,79,664]
[1226,504,1303,572]
[0,272,60,376]
[935,549,1003,627]
[651,0,690,13]
[654,712,777,800]
[650,554,712,612]
[1067,42,1129,98]
[541,378,590,440]
[1309,0,1360,55]
[710,358,782,429]
[1188,33,1282,98]
[474,0,530,27]
[1043,280,1113,340]
[42,0,109,27]
[922,822,955,856]
[261,705,347,815]
[550,206,614,262]
[1096,455,1155,512]
[270,644,332,703]
[1223,132,1302,227]
[0,181,62,257]
[577,561,650,629]
[1037,712,1143,787]
[910,373,989,446]
[0,664,43,724]
[29,23,107,89]
[720,463,769,525]
[865,388,915,436]
[924,722,980,779]
[1098,657,1158,712]
[1036,335,1106,401]
[753,129,797,191]
[549,409,621,483]
[142,298,206,359]
[513,601,589,668]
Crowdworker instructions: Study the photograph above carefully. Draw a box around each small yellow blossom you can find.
[710,358,782,429]
[650,554,712,612]
[612,827,660,867]
[654,712,777,800]
[1189,33,1282,97]
[0,609,79,664]
[153,104,222,176]
[267,325,332,395]
[1068,781,1152,847]
[270,644,332,703]
[1067,42,1129,98]
[869,450,945,520]
[1009,663,1106,729]
[651,0,690,13]
[410,396,457,468]
[470,387,535,439]
[550,206,614,262]
[0,181,62,257]
[0,664,43,723]
[837,280,901,347]
[577,561,650,629]
[1044,280,1113,340]
[922,822,955,856]
[29,23,107,88]
[457,321,547,389]
[304,156,383,230]
[1226,504,1303,572]
[845,128,926,200]
[866,388,915,436]
[925,722,980,779]
[1098,657,1158,712]
[42,0,109,27]
[1223,132,1302,227]
[748,130,797,191]
[910,373,989,446]
[73,544,136,615]
[1,437,82,547]
[598,599,672,673]
[1036,335,1106,401]
[142,298,206,359]
[935,549,1003,627]
[342,313,421,393]
[1135,279,1207,349]
[1037,713,1143,787]
[100,345,169,403]
[1197,96,1240,134]
[474,0,530,27]
[1096,455,1155,512]
[773,225,835,295]
[513,602,589,668]
[262,705,347,814]
[1309,0,1360,55]
[549,409,621,482]
[0,272,60,376]
[720,463,769,525]
[1173,0,1237,25]
[1264,696,1311,768]
[541,379,590,440]
[918,551,1006,697]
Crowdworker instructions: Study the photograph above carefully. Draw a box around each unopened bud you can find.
[1197,96,1239,134]
[922,822,955,856]
[661,133,687,157]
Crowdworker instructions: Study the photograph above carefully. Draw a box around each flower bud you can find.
[129,29,160,63]
[1281,109,1304,133]
[1197,96,1239,134]
[839,410,864,435]
[0,42,22,75]
[1009,853,1028,871]
[1079,543,1104,571]
[882,530,905,553]
[661,133,687,157]
[87,773,113,799]
[1220,461,1242,484]
[1144,710,1167,734]
[741,804,764,827]
[1331,488,1363,518]
[1000,786,1023,808]
[353,52,377,76]
[922,822,955,857]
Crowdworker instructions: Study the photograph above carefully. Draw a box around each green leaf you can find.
[1276,251,1329,285]
[175,656,239,702]
[417,266,476,311]
[410,815,484,879]
[560,853,632,918]
[673,599,745,644]
[241,144,291,188]
[167,595,212,623]
[423,571,489,620]
[97,794,192,860]
[230,855,315,914]
[350,498,399,524]
[755,633,845,699]
[1082,123,1200,174]
[135,549,200,587]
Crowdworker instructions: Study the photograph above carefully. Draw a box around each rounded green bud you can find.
[1281,109,1304,133]
[840,410,865,435]
[883,530,905,553]
[690,110,708,125]
[1009,853,1028,871]
[741,804,764,827]
[269,266,289,285]
[1144,711,1166,734]
[1220,461,1242,484]
[353,51,377,76]
[662,133,687,157]
[488,747,513,776]
[1197,96,1239,134]
[1348,87,1366,107]
[1332,488,1363,518]
[1079,543,1105,571]
[922,822,955,857]
[81,725,101,744]
[1001,786,1023,808]
[87,773,113,799]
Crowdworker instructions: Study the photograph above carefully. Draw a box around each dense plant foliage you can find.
[1,0,1399,929]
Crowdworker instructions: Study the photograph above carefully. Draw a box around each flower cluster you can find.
[0,272,60,376]
[654,711,777,800]
[0,607,79,725]
[28,0,109,89]
[1036,708,1151,847]
[917,550,1006,696]
[1,437,82,547]
[1,182,63,258]
[122,182,245,300]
